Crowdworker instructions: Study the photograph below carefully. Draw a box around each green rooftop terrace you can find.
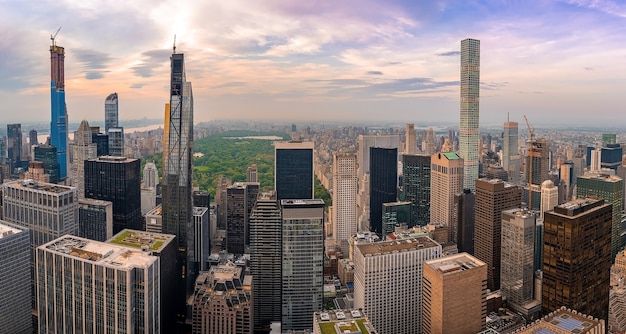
[318,318,370,334]
[108,230,172,252]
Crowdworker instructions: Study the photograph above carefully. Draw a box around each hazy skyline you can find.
[1,0,625,126]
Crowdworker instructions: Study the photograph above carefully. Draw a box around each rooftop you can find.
[107,229,175,252]
[356,236,440,256]
[281,198,325,207]
[5,179,75,194]
[579,171,623,183]
[0,221,24,239]
[425,252,485,274]
[314,309,377,334]
[275,141,314,149]
[146,204,162,216]
[442,152,461,160]
[552,197,606,217]
[513,307,604,333]
[79,198,112,207]
[43,235,157,269]
[193,206,208,216]
[92,156,137,163]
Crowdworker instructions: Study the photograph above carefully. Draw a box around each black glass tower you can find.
[274,141,314,201]
[34,144,59,184]
[7,124,22,173]
[161,50,194,325]
[401,154,431,226]
[369,147,397,235]
[84,156,142,233]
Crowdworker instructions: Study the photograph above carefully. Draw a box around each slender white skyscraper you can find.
[459,38,480,190]
[332,153,358,254]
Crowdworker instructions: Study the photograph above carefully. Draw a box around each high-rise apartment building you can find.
[455,188,475,254]
[84,156,142,233]
[104,92,118,132]
[70,120,97,198]
[501,209,539,315]
[0,221,32,334]
[353,236,441,334]
[503,121,520,182]
[540,180,558,220]
[430,152,464,242]
[369,147,397,235]
[459,38,480,191]
[107,127,125,156]
[49,38,68,180]
[161,50,194,325]
[406,123,417,154]
[333,153,358,254]
[193,206,209,272]
[247,163,258,183]
[281,199,324,331]
[274,141,314,200]
[7,123,22,173]
[226,183,247,255]
[78,198,113,242]
[474,178,521,291]
[191,262,253,334]
[143,161,159,188]
[34,144,59,184]
[402,154,431,226]
[249,192,282,332]
[527,139,550,186]
[577,171,624,260]
[422,253,487,334]
[542,198,612,320]
[37,235,160,333]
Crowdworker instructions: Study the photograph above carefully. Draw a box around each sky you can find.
[1,0,626,127]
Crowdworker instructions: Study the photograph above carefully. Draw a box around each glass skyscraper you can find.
[104,92,118,133]
[274,141,314,201]
[369,147,398,235]
[50,40,69,180]
[459,38,480,190]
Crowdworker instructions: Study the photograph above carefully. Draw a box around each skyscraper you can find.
[422,253,487,334]
[104,92,118,133]
[50,37,69,180]
[78,198,113,242]
[540,180,558,220]
[249,192,282,332]
[406,123,417,154]
[542,198,612,320]
[281,199,325,331]
[474,178,521,291]
[454,189,475,254]
[84,156,142,233]
[430,152,464,242]
[70,119,97,198]
[503,121,520,182]
[402,154,431,226]
[107,127,124,156]
[34,144,59,184]
[226,183,247,255]
[459,38,480,191]
[274,141,314,201]
[527,139,550,186]
[161,50,194,324]
[577,171,624,259]
[7,123,22,173]
[143,161,159,188]
[369,147,397,235]
[333,153,357,254]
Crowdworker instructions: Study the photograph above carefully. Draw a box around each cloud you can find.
[73,48,114,80]
[130,83,145,89]
[366,71,384,75]
[437,51,460,57]
[584,67,594,71]
[213,82,247,89]
[132,49,171,78]
[480,81,509,90]
[564,0,626,18]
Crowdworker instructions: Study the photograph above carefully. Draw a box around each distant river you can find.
[36,123,163,145]
[222,136,284,140]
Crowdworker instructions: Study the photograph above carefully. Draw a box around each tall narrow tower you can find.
[104,92,118,133]
[161,50,194,324]
[50,34,69,180]
[459,38,480,190]
[333,153,358,254]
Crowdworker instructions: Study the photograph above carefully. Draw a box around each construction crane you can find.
[524,115,535,209]
[50,26,61,46]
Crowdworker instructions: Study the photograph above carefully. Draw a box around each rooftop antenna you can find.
[50,26,62,46]
[173,35,176,54]
[507,112,510,122]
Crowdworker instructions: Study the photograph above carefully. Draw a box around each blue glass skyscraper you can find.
[50,38,68,180]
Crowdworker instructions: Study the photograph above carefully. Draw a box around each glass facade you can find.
[369,147,398,235]
[105,93,118,133]
[401,154,431,226]
[274,143,314,201]
[459,38,480,190]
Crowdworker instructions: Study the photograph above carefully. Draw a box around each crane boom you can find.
[524,115,535,209]
[51,26,62,46]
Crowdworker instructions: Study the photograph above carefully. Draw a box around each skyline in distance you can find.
[1,1,626,126]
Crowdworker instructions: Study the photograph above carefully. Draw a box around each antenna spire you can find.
[173,35,177,54]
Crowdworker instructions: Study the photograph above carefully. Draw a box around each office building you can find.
[357,134,401,178]
[401,154,431,226]
[78,198,113,242]
[542,198,612,320]
[247,163,258,183]
[193,206,209,272]
[84,156,142,233]
[406,123,417,154]
[193,190,210,208]
[70,120,97,198]
[577,171,624,259]
[313,309,377,334]
[540,180,558,220]
[430,152,464,242]
[503,121,520,183]
[423,127,437,155]
[23,161,50,183]
[474,178,521,291]
[145,204,163,233]
[141,186,157,216]
[37,235,160,333]
[7,123,22,173]
[354,236,441,334]
[107,229,177,333]
[381,201,412,237]
[559,162,574,201]
[274,141,314,200]
[191,262,253,334]
[107,127,124,156]
[91,127,109,156]
[281,199,325,331]
[602,144,623,171]
[0,221,32,334]
[422,253,487,334]
[369,147,397,235]
[455,189,475,254]
[104,92,118,132]
[333,153,358,254]
[514,307,605,333]
[609,250,626,332]
[245,183,259,247]
[29,129,38,147]
[527,139,550,186]
[49,37,68,180]
[501,209,540,316]
[34,144,59,184]
[249,193,282,332]
[226,183,247,255]
[459,38,480,190]
[143,161,159,188]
